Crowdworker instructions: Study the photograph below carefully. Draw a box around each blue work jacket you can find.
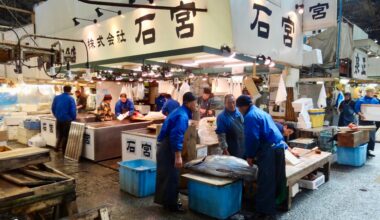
[162,98,180,116]
[354,96,380,113]
[215,109,245,158]
[157,105,192,152]
[244,105,286,158]
[115,99,135,117]
[52,93,77,122]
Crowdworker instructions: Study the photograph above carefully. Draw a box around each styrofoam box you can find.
[298,172,325,190]
[0,141,7,146]
[122,133,157,162]
[7,125,19,140]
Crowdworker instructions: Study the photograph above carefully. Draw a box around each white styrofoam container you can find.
[135,105,151,115]
[6,125,18,140]
[0,141,7,146]
[292,183,300,198]
[122,133,157,162]
[40,117,57,147]
[298,172,325,190]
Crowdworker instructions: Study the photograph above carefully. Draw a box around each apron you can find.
[225,113,245,158]
[338,101,356,126]
[359,120,376,151]
[154,136,179,208]
[254,141,276,215]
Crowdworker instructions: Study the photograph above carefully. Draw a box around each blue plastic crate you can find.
[118,159,156,197]
[337,143,367,167]
[24,119,41,130]
[188,179,242,219]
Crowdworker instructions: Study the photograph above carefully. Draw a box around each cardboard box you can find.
[0,130,8,142]
[337,130,369,147]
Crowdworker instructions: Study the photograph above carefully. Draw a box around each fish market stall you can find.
[83,120,152,162]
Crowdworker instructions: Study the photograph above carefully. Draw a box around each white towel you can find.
[317,84,327,108]
[275,74,287,105]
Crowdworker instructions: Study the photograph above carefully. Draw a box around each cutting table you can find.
[285,147,332,210]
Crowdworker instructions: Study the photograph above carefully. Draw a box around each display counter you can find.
[121,128,158,162]
[83,120,152,162]
[40,113,97,148]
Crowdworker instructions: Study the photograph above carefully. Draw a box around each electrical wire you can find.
[0,0,39,47]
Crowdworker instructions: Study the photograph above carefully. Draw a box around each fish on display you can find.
[184,155,258,181]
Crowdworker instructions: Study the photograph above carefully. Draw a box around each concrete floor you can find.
[23,144,380,219]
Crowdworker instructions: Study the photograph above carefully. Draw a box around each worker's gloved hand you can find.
[247,158,254,167]
[175,152,183,169]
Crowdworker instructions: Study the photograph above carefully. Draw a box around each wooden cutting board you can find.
[0,178,33,203]
[1,171,54,186]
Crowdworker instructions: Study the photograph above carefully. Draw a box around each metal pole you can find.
[336,0,343,68]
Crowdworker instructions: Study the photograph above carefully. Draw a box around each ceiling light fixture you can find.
[72,17,97,26]
[95,7,122,17]
[295,4,304,14]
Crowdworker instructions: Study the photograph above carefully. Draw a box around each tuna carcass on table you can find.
[185,155,258,181]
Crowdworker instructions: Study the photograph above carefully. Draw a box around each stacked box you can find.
[0,130,8,142]
[7,125,19,140]
[17,127,39,145]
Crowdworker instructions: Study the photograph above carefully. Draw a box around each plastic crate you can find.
[337,144,367,167]
[188,179,242,219]
[308,109,325,128]
[23,119,41,130]
[118,159,156,197]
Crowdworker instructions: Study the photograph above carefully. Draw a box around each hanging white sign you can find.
[230,0,303,66]
[37,0,232,66]
[351,49,368,79]
[303,0,337,31]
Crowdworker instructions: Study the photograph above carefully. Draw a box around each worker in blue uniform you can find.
[338,92,357,126]
[354,86,380,157]
[52,85,77,153]
[154,92,197,213]
[215,94,245,158]
[236,95,287,218]
[155,94,166,111]
[115,93,134,118]
[162,94,180,116]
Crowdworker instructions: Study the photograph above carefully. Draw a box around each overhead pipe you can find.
[17,34,90,74]
[78,0,207,12]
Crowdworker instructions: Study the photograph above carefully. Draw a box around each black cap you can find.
[183,92,196,104]
[236,95,252,107]
[344,92,351,96]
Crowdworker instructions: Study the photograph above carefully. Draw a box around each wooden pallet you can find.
[0,147,50,173]
[65,122,86,162]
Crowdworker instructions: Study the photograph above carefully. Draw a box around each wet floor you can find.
[7,142,380,220]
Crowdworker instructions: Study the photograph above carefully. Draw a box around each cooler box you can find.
[184,173,242,219]
[308,109,325,128]
[337,144,367,167]
[118,159,156,197]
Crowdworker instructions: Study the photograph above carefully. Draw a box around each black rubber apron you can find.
[154,136,179,208]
